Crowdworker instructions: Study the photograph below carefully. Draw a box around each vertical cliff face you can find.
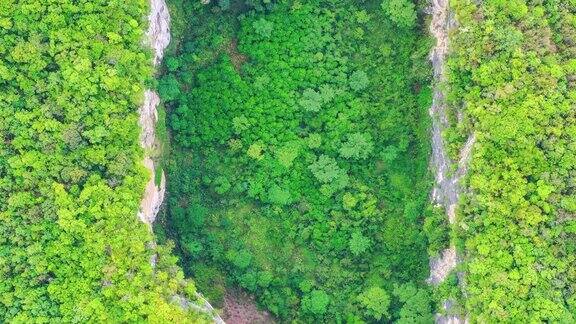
[427,0,459,289]
[147,0,171,66]
[138,0,171,227]
[137,3,227,323]
[428,0,474,322]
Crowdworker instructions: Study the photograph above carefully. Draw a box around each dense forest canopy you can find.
[0,1,206,322]
[159,0,440,321]
[447,0,576,322]
[1,0,574,322]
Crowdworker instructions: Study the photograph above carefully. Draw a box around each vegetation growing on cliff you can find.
[0,1,206,321]
[161,0,437,321]
[447,0,576,321]
[3,0,572,322]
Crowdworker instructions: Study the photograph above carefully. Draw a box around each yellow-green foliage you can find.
[448,0,576,321]
[0,0,205,321]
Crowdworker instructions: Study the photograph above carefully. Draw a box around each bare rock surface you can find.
[138,1,229,323]
[428,0,474,322]
[173,294,226,324]
[428,247,458,285]
[138,0,171,227]
[429,0,458,213]
[138,158,166,225]
[138,90,165,225]
[437,315,469,324]
[147,0,171,66]
[436,299,469,324]
[139,90,160,149]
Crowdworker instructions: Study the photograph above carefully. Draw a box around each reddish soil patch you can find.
[226,38,248,72]
[223,289,274,324]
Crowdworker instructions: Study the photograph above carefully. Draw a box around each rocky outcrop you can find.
[428,0,474,322]
[138,91,166,226]
[429,0,458,215]
[427,247,457,285]
[138,0,171,227]
[139,90,160,151]
[437,300,466,324]
[173,294,226,324]
[147,0,171,66]
[138,2,227,323]
[138,157,166,225]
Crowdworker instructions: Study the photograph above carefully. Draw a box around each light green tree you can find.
[357,287,390,320]
[349,70,369,91]
[253,18,274,38]
[302,290,330,316]
[247,143,265,160]
[381,0,416,28]
[339,132,374,159]
[309,155,349,190]
[349,231,371,256]
[299,88,323,112]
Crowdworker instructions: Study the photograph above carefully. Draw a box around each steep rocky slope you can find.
[427,0,473,322]
[138,0,170,226]
[139,1,225,322]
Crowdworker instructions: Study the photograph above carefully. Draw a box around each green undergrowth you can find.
[155,102,170,185]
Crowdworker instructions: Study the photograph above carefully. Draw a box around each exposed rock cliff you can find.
[139,2,226,323]
[138,0,170,227]
[147,0,171,66]
[428,247,457,285]
[428,0,474,322]
[138,91,166,225]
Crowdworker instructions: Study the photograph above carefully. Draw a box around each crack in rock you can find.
[427,0,474,323]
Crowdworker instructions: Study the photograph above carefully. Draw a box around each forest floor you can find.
[223,289,274,324]
[226,39,248,72]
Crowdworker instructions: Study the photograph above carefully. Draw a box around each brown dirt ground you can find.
[226,38,248,72]
[222,289,274,324]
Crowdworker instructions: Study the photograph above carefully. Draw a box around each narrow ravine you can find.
[427,0,474,322]
[139,1,225,322]
[138,0,170,228]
